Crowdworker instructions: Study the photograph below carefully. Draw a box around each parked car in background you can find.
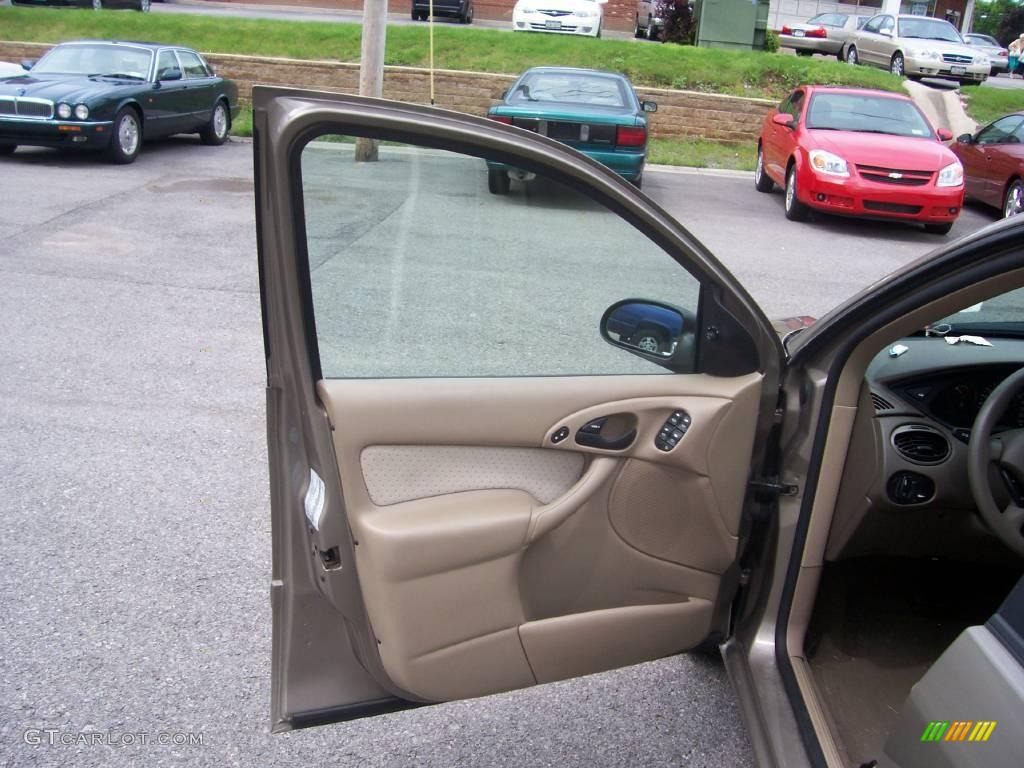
[846,14,989,84]
[755,85,963,234]
[485,66,656,190]
[0,40,239,164]
[0,62,24,79]
[11,0,151,10]
[950,112,1024,218]
[634,0,663,40]
[964,32,1009,75]
[512,0,606,37]
[779,12,868,61]
[410,0,473,23]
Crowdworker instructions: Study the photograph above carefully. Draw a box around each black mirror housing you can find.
[20,59,36,71]
[158,67,183,81]
[600,298,697,372]
[956,133,974,144]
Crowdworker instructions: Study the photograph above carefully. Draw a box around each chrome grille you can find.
[0,96,55,120]
[942,53,972,64]
[857,164,933,186]
[538,9,572,15]
[529,22,578,30]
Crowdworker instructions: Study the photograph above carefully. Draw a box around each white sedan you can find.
[512,0,607,37]
[0,61,24,79]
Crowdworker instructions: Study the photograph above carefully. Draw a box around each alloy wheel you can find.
[214,103,228,140]
[891,53,905,76]
[1005,181,1023,218]
[119,113,140,156]
[847,46,858,65]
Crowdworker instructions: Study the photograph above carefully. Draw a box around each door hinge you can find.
[749,479,799,500]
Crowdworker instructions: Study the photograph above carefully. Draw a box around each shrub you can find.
[656,0,696,45]
[764,29,780,53]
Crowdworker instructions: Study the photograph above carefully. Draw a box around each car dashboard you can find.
[828,335,1024,562]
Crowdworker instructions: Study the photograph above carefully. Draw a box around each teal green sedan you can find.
[486,66,657,191]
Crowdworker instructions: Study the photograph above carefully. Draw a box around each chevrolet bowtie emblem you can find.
[888,172,903,179]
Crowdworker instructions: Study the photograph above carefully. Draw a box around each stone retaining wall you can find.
[0,41,774,142]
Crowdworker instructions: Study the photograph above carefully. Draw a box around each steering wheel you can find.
[967,366,1024,557]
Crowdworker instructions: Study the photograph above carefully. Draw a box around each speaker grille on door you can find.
[891,425,950,465]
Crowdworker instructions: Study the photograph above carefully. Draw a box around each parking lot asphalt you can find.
[0,137,999,767]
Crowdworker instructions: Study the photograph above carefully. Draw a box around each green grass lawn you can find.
[960,85,1024,127]
[0,6,901,100]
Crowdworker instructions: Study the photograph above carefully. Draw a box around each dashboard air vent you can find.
[871,392,894,412]
[891,424,950,465]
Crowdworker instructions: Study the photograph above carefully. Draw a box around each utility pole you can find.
[355,0,387,162]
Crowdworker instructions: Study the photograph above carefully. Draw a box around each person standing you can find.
[1008,33,1024,78]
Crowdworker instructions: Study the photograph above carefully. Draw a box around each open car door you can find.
[253,85,783,730]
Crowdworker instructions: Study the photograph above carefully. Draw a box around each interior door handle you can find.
[573,416,637,451]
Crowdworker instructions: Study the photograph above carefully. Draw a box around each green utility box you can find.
[694,0,771,50]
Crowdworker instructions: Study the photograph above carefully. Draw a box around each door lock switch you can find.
[656,410,690,451]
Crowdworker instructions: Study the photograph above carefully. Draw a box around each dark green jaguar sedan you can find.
[0,40,239,164]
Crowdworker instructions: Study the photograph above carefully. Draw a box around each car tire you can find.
[411,9,418,19]
[890,52,905,77]
[137,0,150,11]
[0,144,16,156]
[487,169,510,195]
[633,327,666,354]
[200,100,230,146]
[754,145,773,193]
[631,172,643,190]
[1003,179,1023,218]
[924,222,953,235]
[846,45,859,66]
[836,46,846,62]
[106,107,142,165]
[784,164,809,222]
[634,16,644,38]
[646,20,658,41]
[92,0,102,8]
[464,4,473,23]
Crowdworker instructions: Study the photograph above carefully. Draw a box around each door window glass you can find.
[863,16,884,33]
[977,116,1024,145]
[156,50,180,80]
[177,50,210,79]
[300,137,702,378]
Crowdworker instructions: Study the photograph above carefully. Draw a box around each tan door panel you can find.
[316,372,763,702]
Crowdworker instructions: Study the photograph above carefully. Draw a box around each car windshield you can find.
[926,288,1024,338]
[966,33,998,47]
[32,44,152,79]
[805,92,934,138]
[508,72,629,108]
[898,17,963,43]
[808,13,848,27]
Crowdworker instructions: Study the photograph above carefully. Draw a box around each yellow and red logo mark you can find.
[921,721,997,743]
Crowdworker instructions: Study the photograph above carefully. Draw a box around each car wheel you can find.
[1003,179,1023,218]
[646,20,657,41]
[634,16,644,38]
[411,9,418,19]
[631,172,643,190]
[754,145,773,193]
[924,222,953,235]
[464,4,473,23]
[0,143,16,156]
[138,0,150,11]
[487,169,510,195]
[107,107,142,165]
[634,328,666,354]
[92,0,102,8]
[784,164,809,222]
[595,23,602,39]
[890,52,905,77]
[200,100,230,146]
[846,45,858,66]
[836,46,846,62]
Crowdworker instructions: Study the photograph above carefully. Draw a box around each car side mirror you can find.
[937,128,953,141]
[772,113,796,129]
[20,59,36,71]
[642,100,658,113]
[158,67,183,81]
[957,133,975,144]
[600,299,697,372]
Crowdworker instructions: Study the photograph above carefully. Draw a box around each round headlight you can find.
[57,103,72,119]
[74,104,89,121]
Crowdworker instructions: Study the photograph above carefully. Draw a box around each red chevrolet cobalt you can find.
[755,85,964,234]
